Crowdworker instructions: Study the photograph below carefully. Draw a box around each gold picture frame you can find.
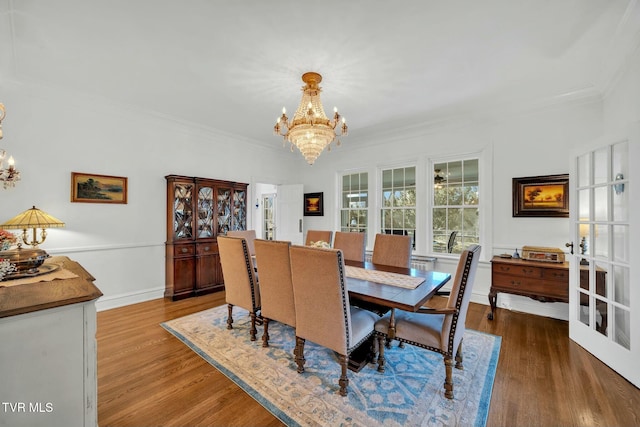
[71,172,128,204]
[512,174,568,217]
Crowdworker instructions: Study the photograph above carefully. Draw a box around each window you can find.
[381,166,416,249]
[432,159,479,254]
[340,172,368,236]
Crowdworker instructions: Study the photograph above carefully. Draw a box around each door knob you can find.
[565,242,574,255]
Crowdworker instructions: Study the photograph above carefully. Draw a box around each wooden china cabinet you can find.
[165,175,248,300]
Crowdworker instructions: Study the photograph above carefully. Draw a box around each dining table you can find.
[343,260,452,371]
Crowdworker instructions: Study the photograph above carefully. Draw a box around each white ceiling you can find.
[2,0,639,146]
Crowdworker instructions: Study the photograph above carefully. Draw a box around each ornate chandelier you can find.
[0,103,20,189]
[274,72,347,165]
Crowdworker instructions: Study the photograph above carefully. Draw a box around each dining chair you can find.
[227,229,257,256]
[446,230,458,253]
[289,245,378,396]
[371,233,412,268]
[217,236,261,341]
[304,230,333,246]
[253,239,296,348]
[374,244,481,399]
[333,231,366,263]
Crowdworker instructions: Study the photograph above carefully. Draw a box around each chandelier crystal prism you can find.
[273,72,347,165]
[0,103,21,189]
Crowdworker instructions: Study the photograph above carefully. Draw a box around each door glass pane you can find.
[578,189,590,220]
[594,261,608,298]
[596,298,608,337]
[613,265,630,306]
[612,141,628,180]
[614,307,630,350]
[579,267,589,291]
[577,152,591,187]
[594,148,608,185]
[612,225,629,264]
[579,290,590,326]
[594,186,608,222]
[593,224,608,259]
[612,183,629,221]
[579,222,590,258]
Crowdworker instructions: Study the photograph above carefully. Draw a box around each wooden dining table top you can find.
[344,260,452,312]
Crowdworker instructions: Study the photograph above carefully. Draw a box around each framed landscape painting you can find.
[512,174,569,218]
[303,192,323,216]
[71,172,128,204]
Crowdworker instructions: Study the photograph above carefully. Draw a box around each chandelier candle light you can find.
[274,72,347,165]
[0,103,21,189]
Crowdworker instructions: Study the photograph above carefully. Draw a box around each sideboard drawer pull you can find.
[204,246,210,251]
[181,247,188,253]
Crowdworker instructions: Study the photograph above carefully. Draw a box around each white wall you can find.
[0,81,298,309]
[295,98,604,320]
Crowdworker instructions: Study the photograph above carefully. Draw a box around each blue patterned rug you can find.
[161,305,500,427]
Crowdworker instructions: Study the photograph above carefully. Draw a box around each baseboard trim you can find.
[469,292,568,321]
[96,287,165,311]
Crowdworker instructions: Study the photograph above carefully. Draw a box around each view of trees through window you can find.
[340,172,368,239]
[381,166,416,249]
[433,159,479,254]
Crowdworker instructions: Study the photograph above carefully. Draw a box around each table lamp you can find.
[0,206,65,274]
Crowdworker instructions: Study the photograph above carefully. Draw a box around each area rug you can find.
[161,305,501,427]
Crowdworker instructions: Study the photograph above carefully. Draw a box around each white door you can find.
[569,136,639,387]
[275,184,303,245]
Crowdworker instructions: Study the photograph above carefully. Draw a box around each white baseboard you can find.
[96,287,165,311]
[469,291,569,321]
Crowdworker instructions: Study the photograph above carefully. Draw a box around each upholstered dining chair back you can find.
[373,244,481,399]
[217,236,261,341]
[333,231,366,263]
[304,230,333,246]
[443,244,481,351]
[253,239,295,347]
[289,245,378,396]
[371,233,412,268]
[226,229,257,256]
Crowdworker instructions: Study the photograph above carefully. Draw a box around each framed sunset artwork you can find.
[512,174,569,218]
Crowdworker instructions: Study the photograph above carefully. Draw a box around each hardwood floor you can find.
[97,292,640,427]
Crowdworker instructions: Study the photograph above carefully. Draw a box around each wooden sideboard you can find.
[0,256,102,427]
[489,256,570,320]
[488,256,606,328]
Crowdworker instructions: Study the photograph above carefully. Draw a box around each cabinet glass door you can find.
[173,183,193,239]
[232,188,247,231]
[217,187,231,234]
[197,185,214,238]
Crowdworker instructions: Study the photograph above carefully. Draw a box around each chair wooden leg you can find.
[455,340,464,370]
[226,304,234,330]
[444,356,454,399]
[338,354,349,396]
[295,337,306,373]
[376,335,386,373]
[249,312,257,341]
[262,318,270,348]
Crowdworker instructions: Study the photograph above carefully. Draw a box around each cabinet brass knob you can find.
[205,246,210,251]
[181,248,188,253]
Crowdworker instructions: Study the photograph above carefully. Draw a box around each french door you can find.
[569,135,639,387]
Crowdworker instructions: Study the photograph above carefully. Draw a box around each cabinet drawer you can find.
[174,244,195,256]
[493,274,568,299]
[543,268,569,283]
[196,242,218,255]
[493,263,543,278]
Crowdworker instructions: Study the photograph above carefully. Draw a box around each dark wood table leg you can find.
[488,289,497,320]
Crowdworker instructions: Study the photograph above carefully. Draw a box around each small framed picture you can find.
[303,192,323,216]
[71,172,128,204]
[512,174,569,217]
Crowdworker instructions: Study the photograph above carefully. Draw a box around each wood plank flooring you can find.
[97,292,640,426]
